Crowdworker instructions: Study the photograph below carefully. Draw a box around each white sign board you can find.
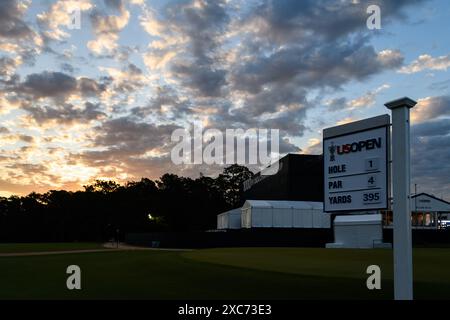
[323,115,390,212]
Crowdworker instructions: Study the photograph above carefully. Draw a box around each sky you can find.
[0,0,449,199]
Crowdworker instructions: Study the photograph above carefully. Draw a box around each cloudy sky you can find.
[0,0,449,199]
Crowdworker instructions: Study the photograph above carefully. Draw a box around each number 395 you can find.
[363,192,380,202]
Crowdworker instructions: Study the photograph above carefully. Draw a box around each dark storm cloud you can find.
[0,0,32,39]
[23,102,106,124]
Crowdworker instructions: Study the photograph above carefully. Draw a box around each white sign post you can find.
[323,115,390,212]
[385,97,417,300]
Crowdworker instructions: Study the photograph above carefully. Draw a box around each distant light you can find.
[148,214,153,220]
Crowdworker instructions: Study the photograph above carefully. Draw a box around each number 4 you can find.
[368,175,376,187]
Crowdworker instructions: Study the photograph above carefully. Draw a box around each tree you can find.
[0,165,256,241]
[215,164,254,207]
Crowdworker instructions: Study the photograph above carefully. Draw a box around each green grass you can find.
[0,247,449,299]
[0,242,105,253]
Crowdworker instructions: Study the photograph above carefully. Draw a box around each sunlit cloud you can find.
[400,54,450,74]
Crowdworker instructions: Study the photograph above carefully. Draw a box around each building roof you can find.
[410,193,450,212]
[411,193,450,205]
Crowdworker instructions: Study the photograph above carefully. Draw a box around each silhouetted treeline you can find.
[0,165,253,242]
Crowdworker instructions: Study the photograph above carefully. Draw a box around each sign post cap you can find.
[384,97,417,110]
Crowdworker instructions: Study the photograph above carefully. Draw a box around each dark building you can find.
[243,154,324,202]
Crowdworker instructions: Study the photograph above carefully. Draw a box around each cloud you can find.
[412,96,450,123]
[98,63,145,93]
[87,2,130,55]
[171,63,227,97]
[37,0,93,41]
[347,84,390,109]
[400,54,450,74]
[131,85,194,119]
[20,71,78,98]
[0,55,22,79]
[143,49,177,70]
[0,133,34,145]
[90,116,179,156]
[413,118,450,137]
[16,71,107,100]
[376,49,404,68]
[0,0,33,39]
[104,0,124,11]
[230,40,403,96]
[78,77,107,96]
[141,0,230,95]
[429,79,450,91]
[22,102,106,125]
[69,116,183,180]
[303,138,322,155]
[0,0,43,65]
[0,127,10,134]
[324,97,349,111]
[411,118,450,199]
[239,0,427,44]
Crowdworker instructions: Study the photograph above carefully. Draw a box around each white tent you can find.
[326,214,390,249]
[241,200,330,229]
[217,208,242,229]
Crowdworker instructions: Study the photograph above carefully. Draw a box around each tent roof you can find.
[217,208,241,217]
[243,200,323,210]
